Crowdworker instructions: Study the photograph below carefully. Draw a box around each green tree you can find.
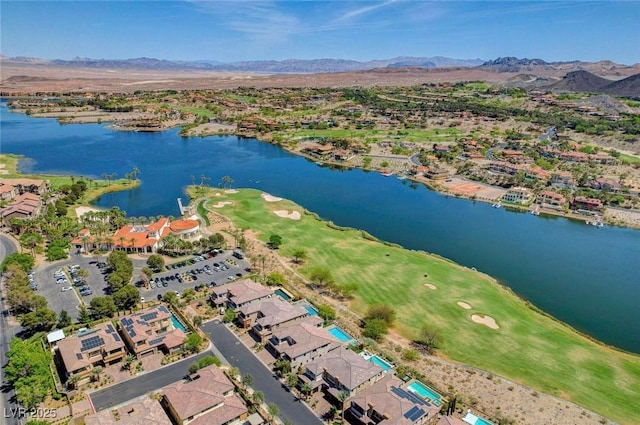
[252,390,265,406]
[184,333,203,353]
[209,233,226,248]
[5,339,53,409]
[89,296,117,319]
[19,232,43,256]
[163,291,179,305]
[292,248,307,264]
[265,272,286,287]
[366,304,396,326]
[182,288,196,301]
[241,374,253,389]
[223,308,236,323]
[363,318,388,341]
[317,304,336,322]
[1,252,35,273]
[78,305,91,324]
[58,310,72,328]
[20,308,57,333]
[287,372,298,388]
[414,326,441,354]
[308,267,334,288]
[268,234,283,249]
[113,285,140,311]
[267,402,280,423]
[146,254,165,271]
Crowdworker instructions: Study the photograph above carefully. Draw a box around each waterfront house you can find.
[299,346,385,398]
[535,191,567,210]
[1,193,42,223]
[266,319,340,368]
[571,196,603,212]
[502,187,533,205]
[210,279,274,310]
[119,305,187,359]
[57,323,126,385]
[346,374,440,425]
[113,217,171,253]
[162,364,248,425]
[0,182,18,201]
[551,171,576,189]
[0,178,50,195]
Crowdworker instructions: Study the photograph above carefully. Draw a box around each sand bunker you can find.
[423,283,437,290]
[457,301,472,310]
[273,210,301,220]
[261,193,283,202]
[225,189,239,194]
[214,193,221,197]
[212,201,232,208]
[471,314,499,329]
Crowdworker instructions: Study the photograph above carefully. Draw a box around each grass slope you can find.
[204,188,640,424]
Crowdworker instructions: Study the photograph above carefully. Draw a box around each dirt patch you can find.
[75,206,104,218]
[471,314,499,329]
[225,189,239,194]
[273,210,301,220]
[261,192,283,202]
[424,283,437,290]
[457,301,472,310]
[211,201,232,208]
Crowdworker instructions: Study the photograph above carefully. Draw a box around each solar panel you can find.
[76,353,83,360]
[80,336,104,351]
[405,406,425,421]
[113,334,121,342]
[159,306,169,314]
[391,387,427,406]
[148,337,165,345]
[106,324,115,333]
[141,312,158,322]
[122,318,133,326]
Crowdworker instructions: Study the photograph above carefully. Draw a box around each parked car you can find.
[61,286,73,292]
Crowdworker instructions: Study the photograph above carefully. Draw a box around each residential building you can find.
[536,191,567,210]
[210,279,274,310]
[85,396,172,425]
[0,183,17,200]
[162,364,248,425]
[169,219,202,240]
[346,375,440,425]
[237,297,309,341]
[57,323,126,384]
[267,319,340,368]
[119,305,187,359]
[571,196,603,212]
[299,346,385,398]
[559,151,589,163]
[0,178,50,195]
[1,194,42,222]
[502,187,533,205]
[550,171,576,189]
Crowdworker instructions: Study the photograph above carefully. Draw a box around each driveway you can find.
[201,320,323,425]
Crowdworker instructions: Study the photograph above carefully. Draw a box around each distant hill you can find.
[549,71,640,98]
[1,55,484,73]
[480,57,549,72]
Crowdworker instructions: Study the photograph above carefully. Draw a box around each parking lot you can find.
[31,250,250,319]
[139,251,250,303]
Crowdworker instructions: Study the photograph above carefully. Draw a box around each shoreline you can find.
[4,101,640,230]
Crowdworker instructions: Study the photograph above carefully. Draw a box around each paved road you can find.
[90,350,213,411]
[201,321,323,425]
[0,233,22,425]
[410,154,422,166]
[485,142,506,161]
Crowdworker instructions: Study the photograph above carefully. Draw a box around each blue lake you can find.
[2,101,639,353]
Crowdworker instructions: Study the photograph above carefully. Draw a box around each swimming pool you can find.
[171,314,188,333]
[327,325,356,344]
[274,288,292,301]
[369,354,393,371]
[407,381,442,405]
[304,304,319,316]
[463,412,494,425]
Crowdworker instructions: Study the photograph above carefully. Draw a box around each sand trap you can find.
[423,283,437,290]
[75,206,104,218]
[225,189,239,194]
[212,201,232,208]
[261,193,283,202]
[457,301,472,310]
[471,314,499,329]
[273,210,301,220]
[214,193,221,197]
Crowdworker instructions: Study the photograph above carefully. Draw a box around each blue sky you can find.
[2,1,639,64]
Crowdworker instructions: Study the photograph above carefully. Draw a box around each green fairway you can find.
[200,188,640,424]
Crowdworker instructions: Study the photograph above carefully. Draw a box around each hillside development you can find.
[196,188,640,425]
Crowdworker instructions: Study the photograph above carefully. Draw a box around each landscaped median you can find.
[195,187,640,424]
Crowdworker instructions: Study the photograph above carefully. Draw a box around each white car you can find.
[140,297,146,303]
[61,286,72,292]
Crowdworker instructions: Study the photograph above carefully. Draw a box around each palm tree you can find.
[66,374,80,390]
[132,166,140,181]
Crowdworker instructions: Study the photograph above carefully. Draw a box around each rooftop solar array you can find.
[76,353,83,360]
[159,305,169,314]
[121,317,133,326]
[148,335,166,346]
[112,334,121,342]
[404,406,426,421]
[80,335,104,352]
[141,312,158,322]
[106,324,115,334]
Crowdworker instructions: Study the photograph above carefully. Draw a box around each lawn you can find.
[200,188,640,424]
[619,152,640,166]
[283,127,462,143]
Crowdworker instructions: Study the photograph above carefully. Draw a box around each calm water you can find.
[2,101,639,353]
